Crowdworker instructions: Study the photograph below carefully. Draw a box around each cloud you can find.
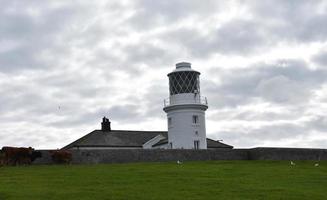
[205,58,327,148]
[307,115,327,132]
[204,59,327,108]
[210,121,313,148]
[255,75,310,104]
[157,19,268,59]
[248,0,327,42]
[122,42,177,67]
[312,50,327,67]
[1,0,327,149]
[128,0,222,29]
[209,20,268,55]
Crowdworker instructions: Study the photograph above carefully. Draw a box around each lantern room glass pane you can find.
[169,71,200,95]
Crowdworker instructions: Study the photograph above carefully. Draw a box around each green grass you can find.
[0,161,326,200]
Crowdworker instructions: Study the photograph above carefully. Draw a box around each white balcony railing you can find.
[164,96,208,107]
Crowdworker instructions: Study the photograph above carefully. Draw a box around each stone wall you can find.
[33,148,327,165]
[33,150,53,164]
[34,149,248,164]
[72,149,248,164]
[248,147,327,161]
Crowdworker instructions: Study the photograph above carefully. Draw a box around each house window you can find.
[192,115,198,124]
[168,117,172,127]
[194,140,200,149]
[195,131,198,135]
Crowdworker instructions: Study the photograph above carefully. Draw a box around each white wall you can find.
[166,107,207,149]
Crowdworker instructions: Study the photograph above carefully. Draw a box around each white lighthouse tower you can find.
[163,62,208,149]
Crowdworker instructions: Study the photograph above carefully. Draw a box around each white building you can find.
[63,117,232,150]
[63,62,232,150]
[163,62,208,149]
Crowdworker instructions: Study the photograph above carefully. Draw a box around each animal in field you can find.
[2,146,33,165]
[50,150,72,164]
[0,150,5,166]
[1,146,42,166]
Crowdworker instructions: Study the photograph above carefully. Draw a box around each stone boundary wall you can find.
[248,148,327,161]
[33,148,327,164]
[34,149,248,164]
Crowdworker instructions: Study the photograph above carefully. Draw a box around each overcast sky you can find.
[1,0,327,149]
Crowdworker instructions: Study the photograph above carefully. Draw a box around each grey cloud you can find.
[227,109,302,122]
[255,75,311,104]
[306,116,327,132]
[204,59,327,108]
[44,103,142,129]
[209,20,267,54]
[0,79,50,115]
[214,122,308,148]
[47,107,110,128]
[107,104,143,123]
[128,0,221,30]
[0,1,94,73]
[212,114,327,148]
[0,67,119,129]
[248,0,327,42]
[160,20,267,58]
[312,50,327,67]
[1,0,327,149]
[143,83,168,119]
[252,123,307,141]
[305,139,327,148]
[37,70,116,99]
[123,42,177,67]
[248,0,320,21]
[160,28,206,57]
[0,131,42,148]
[0,45,46,72]
[158,0,327,58]
[0,126,72,149]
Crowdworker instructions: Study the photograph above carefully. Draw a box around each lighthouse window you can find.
[168,117,172,127]
[192,115,199,124]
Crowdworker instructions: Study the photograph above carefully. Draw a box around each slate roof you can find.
[152,138,168,147]
[62,130,233,149]
[63,130,167,149]
[206,138,233,148]
[152,138,233,149]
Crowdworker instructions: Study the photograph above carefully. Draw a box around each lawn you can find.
[0,161,326,200]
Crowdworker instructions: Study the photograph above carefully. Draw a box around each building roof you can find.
[63,130,167,149]
[206,138,233,148]
[152,138,168,147]
[152,138,233,148]
[63,130,233,149]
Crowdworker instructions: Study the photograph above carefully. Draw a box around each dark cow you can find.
[1,146,42,166]
[1,146,32,165]
[50,150,72,164]
[0,150,5,166]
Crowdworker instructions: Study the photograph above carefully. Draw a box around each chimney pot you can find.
[101,117,111,131]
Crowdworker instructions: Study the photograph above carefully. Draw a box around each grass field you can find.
[0,161,326,200]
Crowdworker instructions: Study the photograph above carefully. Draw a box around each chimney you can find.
[101,117,111,131]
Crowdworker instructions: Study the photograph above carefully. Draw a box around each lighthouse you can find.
[163,62,208,149]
